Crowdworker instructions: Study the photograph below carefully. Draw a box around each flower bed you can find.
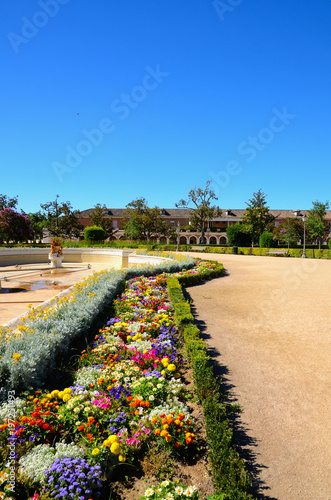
[0,254,196,397]
[0,258,227,499]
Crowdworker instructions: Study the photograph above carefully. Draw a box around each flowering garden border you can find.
[0,255,255,500]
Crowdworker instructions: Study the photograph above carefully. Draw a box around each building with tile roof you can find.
[78,208,331,245]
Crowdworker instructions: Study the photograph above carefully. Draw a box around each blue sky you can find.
[1,0,331,214]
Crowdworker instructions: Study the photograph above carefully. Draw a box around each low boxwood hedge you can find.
[166,272,254,499]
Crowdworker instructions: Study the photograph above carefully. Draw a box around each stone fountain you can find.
[48,237,64,268]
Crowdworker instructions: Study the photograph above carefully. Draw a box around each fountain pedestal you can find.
[48,254,64,268]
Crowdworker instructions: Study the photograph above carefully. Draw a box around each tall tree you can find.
[0,194,18,211]
[273,218,304,248]
[176,181,222,244]
[89,204,114,239]
[40,195,83,238]
[306,200,329,249]
[0,208,34,243]
[27,211,47,243]
[122,198,172,240]
[242,189,275,245]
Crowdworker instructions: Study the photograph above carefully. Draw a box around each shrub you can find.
[84,226,105,242]
[259,232,277,248]
[226,225,251,247]
[328,239,331,249]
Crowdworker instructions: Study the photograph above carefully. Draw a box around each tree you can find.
[273,218,303,248]
[0,208,34,243]
[0,194,18,211]
[176,181,222,244]
[40,195,83,238]
[226,223,251,247]
[242,189,275,245]
[27,211,47,243]
[122,198,172,240]
[89,204,114,239]
[306,200,329,249]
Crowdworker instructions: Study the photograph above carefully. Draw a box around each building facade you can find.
[78,208,331,245]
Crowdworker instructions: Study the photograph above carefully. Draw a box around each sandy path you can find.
[185,253,331,500]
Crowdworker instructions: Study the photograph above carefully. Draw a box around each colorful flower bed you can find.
[0,260,220,499]
[0,254,196,397]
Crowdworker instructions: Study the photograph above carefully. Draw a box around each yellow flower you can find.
[118,455,126,462]
[110,442,121,455]
[167,364,176,372]
[62,394,71,402]
[63,388,73,394]
[92,448,100,456]
[12,353,22,361]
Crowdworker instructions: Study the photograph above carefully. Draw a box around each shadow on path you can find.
[184,285,278,500]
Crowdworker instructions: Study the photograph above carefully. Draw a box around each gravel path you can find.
[185,253,331,500]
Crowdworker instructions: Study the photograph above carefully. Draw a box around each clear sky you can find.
[1,0,331,214]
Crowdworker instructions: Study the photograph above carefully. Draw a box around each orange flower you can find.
[78,425,85,431]
[155,428,161,435]
[174,441,181,449]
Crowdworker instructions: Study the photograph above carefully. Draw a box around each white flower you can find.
[175,486,183,494]
[161,480,170,487]
[184,485,197,497]
[144,487,154,497]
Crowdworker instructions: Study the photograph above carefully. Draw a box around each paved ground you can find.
[184,252,331,500]
[0,262,113,325]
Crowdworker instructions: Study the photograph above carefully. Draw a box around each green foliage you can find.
[204,396,253,497]
[273,217,303,246]
[89,203,114,239]
[166,276,254,498]
[123,197,173,240]
[28,211,47,243]
[173,302,194,328]
[328,239,331,249]
[40,195,83,238]
[243,189,275,244]
[306,200,329,249]
[226,224,251,247]
[259,232,277,248]
[176,180,222,244]
[84,225,105,242]
[0,193,18,210]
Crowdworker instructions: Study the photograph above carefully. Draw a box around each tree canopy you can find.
[89,204,114,239]
[40,195,83,238]
[176,181,222,243]
[242,189,275,244]
[122,198,172,240]
[0,208,34,243]
[273,218,304,247]
[306,200,329,248]
[0,194,18,211]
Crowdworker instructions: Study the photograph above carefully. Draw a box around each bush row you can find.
[166,274,254,499]
[206,246,331,258]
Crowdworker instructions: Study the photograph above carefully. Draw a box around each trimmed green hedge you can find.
[206,246,331,259]
[166,273,254,498]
